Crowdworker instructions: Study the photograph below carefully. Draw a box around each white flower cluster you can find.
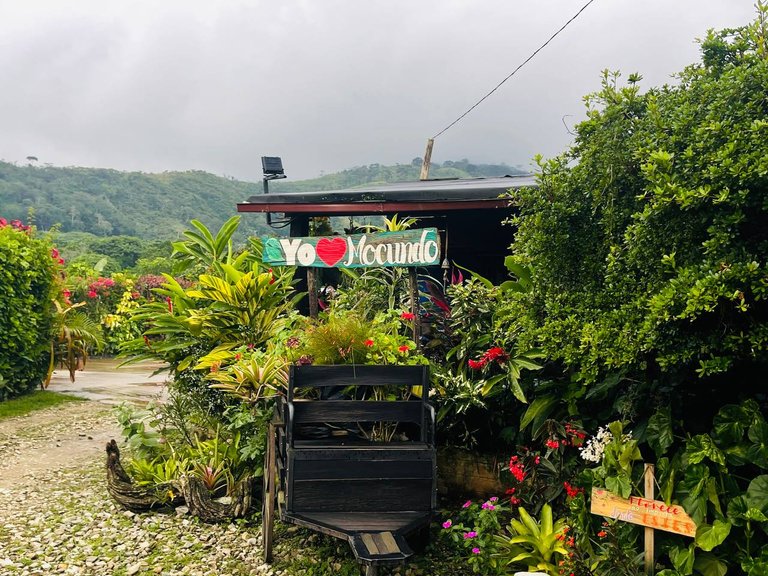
[579,426,611,462]
[579,426,634,463]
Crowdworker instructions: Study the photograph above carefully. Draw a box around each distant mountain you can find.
[0,159,525,240]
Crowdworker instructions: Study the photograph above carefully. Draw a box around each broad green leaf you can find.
[747,475,768,512]
[585,372,623,400]
[695,519,731,551]
[520,395,558,430]
[606,473,631,499]
[670,544,696,576]
[647,407,675,457]
[712,403,752,445]
[686,434,726,466]
[693,552,728,576]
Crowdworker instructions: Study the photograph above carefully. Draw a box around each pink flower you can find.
[481,502,495,510]
[400,311,415,321]
[364,339,374,347]
[462,500,472,509]
[463,531,477,539]
[472,547,481,554]
[442,520,452,529]
[0,218,6,227]
[489,496,498,502]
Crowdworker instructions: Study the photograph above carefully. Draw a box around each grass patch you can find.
[0,390,85,420]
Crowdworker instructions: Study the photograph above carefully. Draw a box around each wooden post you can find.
[409,268,421,349]
[644,464,655,576]
[419,139,434,181]
[307,268,318,319]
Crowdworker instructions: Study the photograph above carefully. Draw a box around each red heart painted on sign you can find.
[316,237,347,267]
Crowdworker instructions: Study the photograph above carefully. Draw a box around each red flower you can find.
[398,345,409,353]
[0,218,6,227]
[468,358,486,370]
[51,248,59,259]
[545,439,560,450]
[484,347,508,362]
[87,290,98,299]
[400,311,415,321]
[165,296,173,313]
[597,530,607,538]
[509,496,521,505]
[563,481,583,499]
[509,459,526,482]
[364,339,374,347]
[235,353,242,361]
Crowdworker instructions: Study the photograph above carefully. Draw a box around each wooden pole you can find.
[409,268,421,349]
[644,464,655,576]
[419,139,434,181]
[307,268,318,319]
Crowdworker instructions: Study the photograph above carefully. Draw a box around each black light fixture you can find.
[261,156,289,227]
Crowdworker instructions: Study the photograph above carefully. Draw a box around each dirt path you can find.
[0,360,167,490]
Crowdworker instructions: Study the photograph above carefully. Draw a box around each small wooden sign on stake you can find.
[590,465,697,576]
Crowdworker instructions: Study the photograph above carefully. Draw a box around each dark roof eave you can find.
[236,198,511,215]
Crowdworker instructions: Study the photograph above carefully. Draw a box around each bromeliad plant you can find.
[496,504,570,576]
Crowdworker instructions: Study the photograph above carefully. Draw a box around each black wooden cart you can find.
[262,364,436,575]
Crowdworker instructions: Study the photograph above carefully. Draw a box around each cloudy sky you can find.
[0,0,756,181]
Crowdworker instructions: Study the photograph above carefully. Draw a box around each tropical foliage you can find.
[0,219,58,399]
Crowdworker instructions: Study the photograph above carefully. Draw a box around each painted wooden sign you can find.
[262,228,441,268]
[590,488,696,538]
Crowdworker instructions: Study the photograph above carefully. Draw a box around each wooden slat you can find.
[291,400,422,423]
[291,478,432,512]
[290,365,427,389]
[292,458,433,481]
[290,446,433,459]
[292,511,429,533]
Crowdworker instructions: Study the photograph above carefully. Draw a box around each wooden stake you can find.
[409,268,421,349]
[644,464,655,576]
[419,139,434,181]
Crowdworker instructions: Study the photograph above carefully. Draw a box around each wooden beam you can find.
[237,199,511,215]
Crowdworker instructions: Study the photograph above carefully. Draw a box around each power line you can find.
[432,0,598,140]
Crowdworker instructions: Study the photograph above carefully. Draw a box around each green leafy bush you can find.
[0,219,58,399]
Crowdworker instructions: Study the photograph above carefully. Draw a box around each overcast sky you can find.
[0,0,756,181]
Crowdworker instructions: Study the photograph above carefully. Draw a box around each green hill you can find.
[0,159,525,241]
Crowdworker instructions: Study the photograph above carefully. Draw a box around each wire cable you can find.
[432,0,598,139]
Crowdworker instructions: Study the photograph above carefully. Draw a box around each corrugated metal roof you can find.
[241,174,536,205]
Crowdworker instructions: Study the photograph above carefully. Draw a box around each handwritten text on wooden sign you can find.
[590,488,696,537]
[262,228,440,268]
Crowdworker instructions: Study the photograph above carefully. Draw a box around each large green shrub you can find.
[506,11,768,410]
[0,219,58,400]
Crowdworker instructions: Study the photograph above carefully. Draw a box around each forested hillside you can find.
[0,162,264,239]
[0,158,524,240]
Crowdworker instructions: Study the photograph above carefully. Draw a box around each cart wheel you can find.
[262,423,276,563]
